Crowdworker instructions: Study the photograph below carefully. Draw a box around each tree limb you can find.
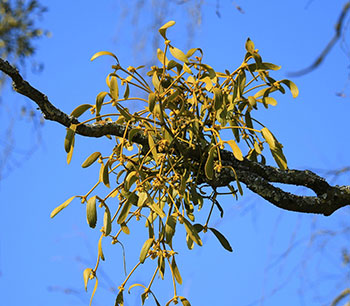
[1,57,349,216]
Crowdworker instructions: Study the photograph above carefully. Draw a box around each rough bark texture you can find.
[1,57,349,216]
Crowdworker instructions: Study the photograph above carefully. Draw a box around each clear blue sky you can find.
[1,1,350,306]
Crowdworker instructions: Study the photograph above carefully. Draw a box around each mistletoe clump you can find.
[50,21,298,306]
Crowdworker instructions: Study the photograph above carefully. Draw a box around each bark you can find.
[1,57,350,216]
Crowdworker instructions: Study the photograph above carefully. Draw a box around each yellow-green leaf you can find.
[245,38,255,53]
[183,63,192,74]
[83,268,93,291]
[124,171,138,191]
[148,199,166,218]
[98,235,105,261]
[205,146,216,180]
[86,196,97,228]
[89,276,98,306]
[82,152,101,168]
[95,91,108,115]
[261,127,275,149]
[179,296,191,306]
[90,51,119,63]
[152,71,161,91]
[169,46,188,63]
[148,133,159,164]
[148,92,156,112]
[208,227,233,252]
[180,216,202,246]
[64,124,76,153]
[165,214,177,244]
[213,88,223,110]
[123,83,129,99]
[280,79,299,98]
[110,76,119,100]
[70,104,92,118]
[262,96,277,107]
[261,127,288,170]
[121,222,130,235]
[226,140,243,161]
[50,196,75,218]
[103,206,112,236]
[171,257,182,284]
[137,191,148,207]
[66,136,75,165]
[128,128,141,143]
[157,48,169,65]
[159,20,175,39]
[117,197,133,224]
[139,238,154,263]
[99,161,110,188]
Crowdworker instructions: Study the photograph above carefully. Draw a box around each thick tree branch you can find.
[1,58,350,216]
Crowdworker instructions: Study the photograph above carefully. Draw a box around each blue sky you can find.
[1,1,350,306]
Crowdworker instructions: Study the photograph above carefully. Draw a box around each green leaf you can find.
[280,79,299,98]
[208,227,233,252]
[50,196,75,218]
[70,104,92,118]
[95,91,108,115]
[83,268,93,291]
[169,46,189,63]
[226,140,243,161]
[245,38,255,53]
[82,152,101,168]
[139,238,154,263]
[205,146,216,180]
[159,20,175,39]
[180,216,202,246]
[86,196,97,228]
[90,51,119,63]
[103,206,112,236]
[171,257,182,284]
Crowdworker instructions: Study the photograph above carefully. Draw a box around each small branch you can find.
[1,57,349,216]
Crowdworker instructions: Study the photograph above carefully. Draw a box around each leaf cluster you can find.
[51,21,298,305]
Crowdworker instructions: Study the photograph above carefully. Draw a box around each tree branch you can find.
[1,57,350,216]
